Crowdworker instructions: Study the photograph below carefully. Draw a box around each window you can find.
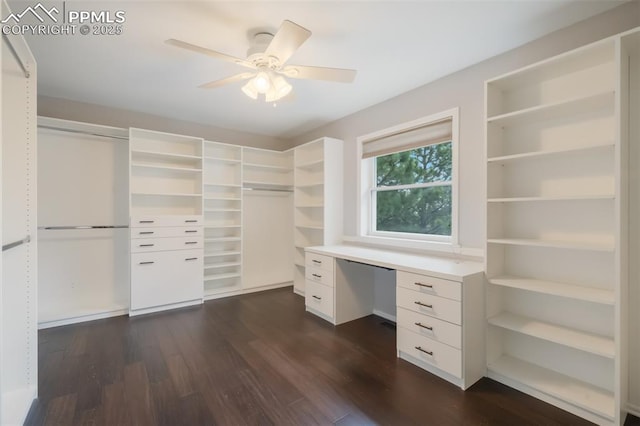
[358,109,458,243]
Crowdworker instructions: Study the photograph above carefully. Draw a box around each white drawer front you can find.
[397,286,461,325]
[305,266,334,287]
[397,307,461,349]
[131,236,203,253]
[305,280,334,319]
[397,327,462,378]
[132,226,202,239]
[305,252,334,273]
[397,271,461,301]
[131,249,203,310]
[131,215,202,228]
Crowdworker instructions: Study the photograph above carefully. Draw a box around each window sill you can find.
[343,235,483,261]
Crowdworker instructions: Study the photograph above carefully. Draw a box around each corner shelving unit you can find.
[485,35,629,426]
[293,138,343,295]
[202,141,243,299]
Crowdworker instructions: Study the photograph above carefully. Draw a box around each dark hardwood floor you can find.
[25,287,637,425]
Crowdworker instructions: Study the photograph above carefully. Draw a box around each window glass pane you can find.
[376,186,451,235]
[376,142,452,187]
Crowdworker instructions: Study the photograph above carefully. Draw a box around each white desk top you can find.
[306,244,484,281]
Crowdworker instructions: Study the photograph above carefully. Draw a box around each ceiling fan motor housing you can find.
[247,32,276,66]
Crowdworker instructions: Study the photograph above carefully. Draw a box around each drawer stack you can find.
[304,252,334,320]
[396,271,463,379]
[130,215,204,313]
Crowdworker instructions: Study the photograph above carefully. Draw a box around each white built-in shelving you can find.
[484,33,633,425]
[202,141,243,298]
[293,138,343,295]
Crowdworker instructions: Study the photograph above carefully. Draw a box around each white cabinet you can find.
[129,128,204,315]
[485,31,637,425]
[202,141,243,298]
[293,138,343,295]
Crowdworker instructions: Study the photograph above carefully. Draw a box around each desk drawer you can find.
[305,280,333,319]
[305,266,333,287]
[305,253,334,273]
[131,215,202,228]
[397,271,461,301]
[397,286,461,325]
[131,236,203,253]
[397,307,461,349]
[398,326,461,378]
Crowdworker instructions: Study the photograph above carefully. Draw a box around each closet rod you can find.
[3,235,31,252]
[38,125,129,141]
[242,187,293,193]
[38,225,129,230]
[2,34,30,78]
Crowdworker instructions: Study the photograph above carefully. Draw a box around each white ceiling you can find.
[14,0,626,139]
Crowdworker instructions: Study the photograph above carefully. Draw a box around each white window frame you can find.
[356,108,459,247]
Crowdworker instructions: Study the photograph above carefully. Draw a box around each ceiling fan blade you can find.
[264,20,311,64]
[165,39,255,69]
[282,65,357,83]
[198,72,255,89]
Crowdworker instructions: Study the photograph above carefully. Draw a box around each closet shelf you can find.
[295,203,323,208]
[204,262,241,269]
[294,261,305,267]
[205,237,241,242]
[296,159,324,170]
[204,251,241,258]
[487,194,615,203]
[131,163,202,173]
[204,224,241,229]
[486,90,615,127]
[203,183,241,188]
[487,143,614,164]
[488,312,614,358]
[296,182,324,188]
[131,192,202,197]
[204,208,241,212]
[202,156,241,164]
[296,224,324,230]
[131,149,201,161]
[243,181,293,189]
[488,355,614,420]
[487,238,614,252]
[204,196,241,201]
[489,276,614,305]
[243,162,291,172]
[204,272,241,281]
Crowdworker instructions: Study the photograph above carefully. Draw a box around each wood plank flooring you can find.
[25,287,638,425]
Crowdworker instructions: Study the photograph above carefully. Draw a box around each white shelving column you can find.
[485,37,628,425]
[202,141,243,299]
[242,147,294,291]
[129,129,204,315]
[293,138,343,295]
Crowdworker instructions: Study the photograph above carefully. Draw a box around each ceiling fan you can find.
[166,20,357,103]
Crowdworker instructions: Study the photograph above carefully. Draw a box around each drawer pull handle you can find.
[139,261,155,265]
[185,257,198,261]
[414,282,433,289]
[312,295,322,300]
[312,273,322,279]
[185,220,198,223]
[414,301,433,309]
[139,220,154,224]
[139,244,154,247]
[414,322,433,331]
[415,346,433,356]
[185,230,198,233]
[312,260,322,264]
[139,231,154,235]
[185,241,198,245]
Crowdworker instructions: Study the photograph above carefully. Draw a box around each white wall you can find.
[289,2,640,251]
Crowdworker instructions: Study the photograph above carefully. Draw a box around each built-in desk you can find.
[304,244,485,389]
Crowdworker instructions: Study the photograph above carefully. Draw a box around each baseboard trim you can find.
[372,309,396,323]
[627,402,640,418]
[129,299,202,317]
[38,307,128,329]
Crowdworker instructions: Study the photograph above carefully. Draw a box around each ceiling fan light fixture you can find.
[273,75,293,99]
[241,80,259,99]
[253,71,272,94]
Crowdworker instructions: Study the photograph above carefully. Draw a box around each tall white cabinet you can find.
[129,129,204,315]
[485,30,638,425]
[293,138,343,295]
[1,8,38,424]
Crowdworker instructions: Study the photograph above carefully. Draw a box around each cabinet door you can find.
[131,249,203,310]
